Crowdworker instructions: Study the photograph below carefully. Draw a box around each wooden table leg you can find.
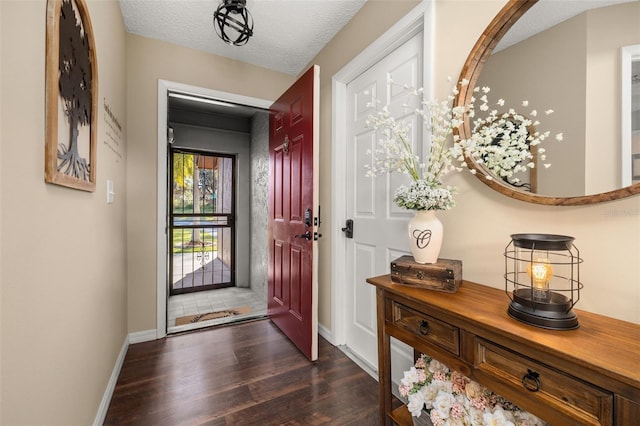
[376,288,393,425]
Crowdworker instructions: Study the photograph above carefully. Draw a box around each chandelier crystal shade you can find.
[213,0,254,46]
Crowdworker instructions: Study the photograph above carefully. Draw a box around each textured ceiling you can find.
[496,0,636,52]
[118,0,367,76]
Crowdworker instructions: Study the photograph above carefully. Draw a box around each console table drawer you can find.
[475,338,613,425]
[392,302,459,356]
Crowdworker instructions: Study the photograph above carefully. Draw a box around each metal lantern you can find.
[504,234,583,330]
[213,0,254,46]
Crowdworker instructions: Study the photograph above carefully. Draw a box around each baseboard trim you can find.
[129,329,158,344]
[93,329,158,424]
[337,344,379,381]
[318,322,333,345]
[93,335,129,426]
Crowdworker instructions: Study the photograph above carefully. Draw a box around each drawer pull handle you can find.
[419,320,430,335]
[522,369,540,392]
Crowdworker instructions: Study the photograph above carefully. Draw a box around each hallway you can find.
[104,319,394,425]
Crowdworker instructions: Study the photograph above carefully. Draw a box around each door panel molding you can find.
[330,0,433,359]
[268,65,319,361]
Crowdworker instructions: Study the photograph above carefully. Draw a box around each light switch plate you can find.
[107,180,114,204]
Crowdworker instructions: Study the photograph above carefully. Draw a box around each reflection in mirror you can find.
[455,0,640,205]
[478,118,539,192]
[622,45,640,185]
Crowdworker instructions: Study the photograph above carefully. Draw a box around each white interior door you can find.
[343,33,423,372]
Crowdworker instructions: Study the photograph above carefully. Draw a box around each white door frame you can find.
[621,44,640,186]
[330,1,434,346]
[156,80,271,338]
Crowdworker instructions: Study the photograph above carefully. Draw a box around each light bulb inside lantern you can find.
[527,258,552,302]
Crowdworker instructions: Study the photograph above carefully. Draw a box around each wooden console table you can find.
[366,274,640,425]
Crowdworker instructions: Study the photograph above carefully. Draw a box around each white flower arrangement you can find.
[393,179,455,211]
[365,79,562,210]
[400,354,548,426]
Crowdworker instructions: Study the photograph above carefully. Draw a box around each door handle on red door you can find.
[294,231,312,240]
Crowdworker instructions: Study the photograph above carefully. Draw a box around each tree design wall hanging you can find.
[45,0,98,191]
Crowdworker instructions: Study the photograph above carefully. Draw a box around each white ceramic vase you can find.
[408,210,443,264]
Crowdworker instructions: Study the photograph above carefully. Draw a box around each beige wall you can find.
[431,1,640,325]
[480,13,587,196]
[0,0,128,424]
[125,34,294,332]
[310,0,640,328]
[585,2,640,194]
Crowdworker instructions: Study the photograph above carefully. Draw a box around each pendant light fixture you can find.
[213,0,254,46]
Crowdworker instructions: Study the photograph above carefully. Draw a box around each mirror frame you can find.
[454,0,640,205]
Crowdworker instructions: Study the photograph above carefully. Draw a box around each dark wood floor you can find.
[104,319,393,425]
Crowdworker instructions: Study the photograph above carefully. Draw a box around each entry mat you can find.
[175,306,251,325]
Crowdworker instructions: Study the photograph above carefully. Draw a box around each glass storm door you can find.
[170,149,235,295]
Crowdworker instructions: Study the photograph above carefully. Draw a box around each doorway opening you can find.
[160,82,272,335]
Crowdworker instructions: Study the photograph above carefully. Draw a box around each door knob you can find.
[341,219,353,239]
[294,231,312,240]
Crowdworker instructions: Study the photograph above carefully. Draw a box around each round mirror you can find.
[455,0,640,205]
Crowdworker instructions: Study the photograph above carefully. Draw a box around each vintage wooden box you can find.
[390,256,462,293]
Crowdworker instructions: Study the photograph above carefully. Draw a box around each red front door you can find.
[268,65,319,361]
